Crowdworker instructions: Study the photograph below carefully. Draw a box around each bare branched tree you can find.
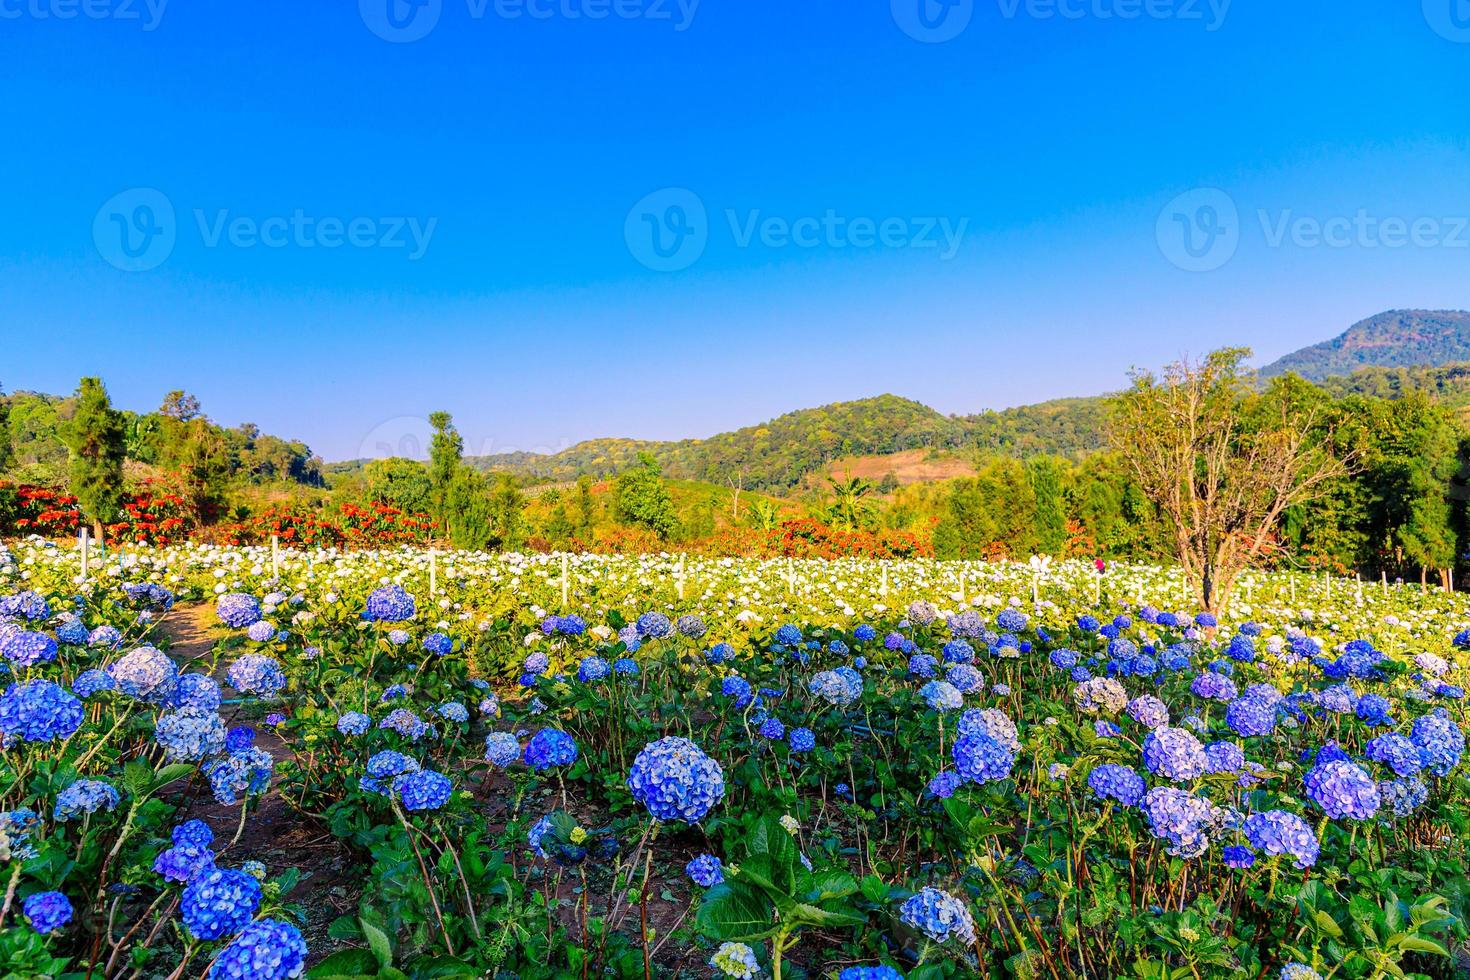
[1109,348,1349,612]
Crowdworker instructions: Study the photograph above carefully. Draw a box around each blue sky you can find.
[3,0,1469,461]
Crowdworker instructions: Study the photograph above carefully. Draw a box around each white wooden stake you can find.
[79,528,89,583]
[271,535,279,578]
[429,549,437,595]
[561,553,570,609]
[1381,570,1388,595]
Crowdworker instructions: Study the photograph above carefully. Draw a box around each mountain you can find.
[467,393,1108,492]
[1259,310,1470,381]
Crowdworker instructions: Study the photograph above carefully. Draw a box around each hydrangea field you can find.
[1,539,1468,980]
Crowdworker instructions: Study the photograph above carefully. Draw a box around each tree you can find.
[60,377,126,540]
[746,498,780,531]
[1027,456,1067,554]
[160,390,202,421]
[825,474,876,531]
[428,411,463,539]
[613,452,678,539]
[487,474,525,550]
[574,474,597,541]
[1109,349,1348,612]
[0,385,11,472]
[364,457,434,516]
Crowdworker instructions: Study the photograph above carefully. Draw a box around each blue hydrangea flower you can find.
[810,667,863,707]
[614,657,639,676]
[635,612,673,639]
[54,779,120,821]
[427,701,464,725]
[336,711,371,736]
[422,632,453,656]
[107,645,178,702]
[1087,764,1145,807]
[71,669,116,700]
[484,731,520,767]
[1365,733,1423,777]
[0,630,58,667]
[226,654,286,698]
[393,769,452,811]
[788,727,815,753]
[920,680,963,712]
[361,750,419,794]
[182,867,262,940]
[0,679,83,742]
[758,717,785,740]
[1226,695,1277,738]
[945,663,982,693]
[705,642,734,665]
[1410,710,1464,776]
[1222,845,1255,868]
[1378,776,1429,817]
[23,891,72,934]
[1139,787,1221,858]
[524,729,579,771]
[853,624,877,642]
[1243,810,1319,867]
[898,887,976,945]
[1126,695,1170,730]
[952,732,1014,784]
[1303,760,1380,820]
[364,585,415,622]
[215,593,262,630]
[208,918,307,980]
[1143,727,1208,782]
[627,736,725,823]
[685,853,724,887]
[577,656,610,683]
[838,968,904,980]
[205,747,275,805]
[907,654,937,678]
[153,707,223,762]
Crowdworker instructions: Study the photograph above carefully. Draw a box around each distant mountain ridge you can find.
[1259,310,1470,381]
[441,309,1470,494]
[465,394,1109,492]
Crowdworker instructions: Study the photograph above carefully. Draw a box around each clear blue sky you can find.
[3,0,1469,461]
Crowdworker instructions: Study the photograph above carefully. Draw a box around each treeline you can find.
[2,386,323,508]
[468,393,1108,492]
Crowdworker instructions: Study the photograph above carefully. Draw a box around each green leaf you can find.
[304,949,377,979]
[147,763,196,794]
[1312,911,1344,939]
[1395,936,1449,956]
[696,882,778,942]
[359,915,394,969]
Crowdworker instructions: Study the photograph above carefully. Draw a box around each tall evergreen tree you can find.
[60,377,126,541]
[428,411,463,539]
[1027,456,1067,554]
[613,452,678,539]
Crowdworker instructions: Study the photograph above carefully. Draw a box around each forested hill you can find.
[466,394,1110,491]
[1259,309,1470,381]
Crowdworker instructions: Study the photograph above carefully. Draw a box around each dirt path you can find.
[156,604,361,961]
